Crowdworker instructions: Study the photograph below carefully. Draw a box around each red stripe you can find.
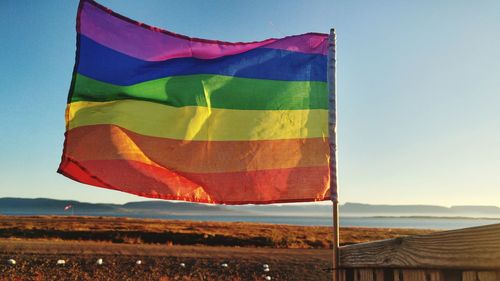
[58,157,110,189]
[58,157,330,204]
[63,125,329,173]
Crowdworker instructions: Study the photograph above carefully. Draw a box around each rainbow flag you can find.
[58,0,331,204]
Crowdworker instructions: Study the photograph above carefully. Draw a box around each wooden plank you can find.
[339,269,346,281]
[354,269,365,281]
[341,269,384,281]
[442,270,462,281]
[344,268,354,281]
[463,271,500,281]
[356,269,374,281]
[374,269,384,281]
[425,270,445,281]
[340,223,500,269]
[384,269,395,281]
[462,271,476,281]
[394,269,403,281]
[393,269,446,281]
[402,270,426,281]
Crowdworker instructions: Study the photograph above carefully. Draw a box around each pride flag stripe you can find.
[60,157,330,204]
[64,125,329,173]
[80,0,327,61]
[68,100,328,141]
[78,35,327,86]
[71,74,328,110]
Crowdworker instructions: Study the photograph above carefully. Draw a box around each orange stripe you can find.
[58,157,330,204]
[64,125,329,173]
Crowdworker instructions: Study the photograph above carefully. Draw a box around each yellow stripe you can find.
[68,100,328,141]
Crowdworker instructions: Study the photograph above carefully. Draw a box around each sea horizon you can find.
[2,211,500,230]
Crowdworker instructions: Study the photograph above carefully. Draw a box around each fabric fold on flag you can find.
[59,0,331,204]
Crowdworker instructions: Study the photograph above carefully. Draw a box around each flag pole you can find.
[328,28,340,281]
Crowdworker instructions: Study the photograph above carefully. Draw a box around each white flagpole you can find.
[328,28,340,281]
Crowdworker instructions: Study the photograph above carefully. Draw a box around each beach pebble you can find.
[96,258,103,265]
[221,263,228,268]
[263,264,269,268]
[264,267,270,272]
[180,262,186,268]
[264,276,272,281]
[56,259,66,265]
[135,260,142,265]
[7,259,16,265]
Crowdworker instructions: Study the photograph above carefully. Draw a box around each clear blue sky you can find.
[1,0,499,206]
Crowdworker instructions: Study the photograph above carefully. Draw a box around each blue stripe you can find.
[77,35,327,86]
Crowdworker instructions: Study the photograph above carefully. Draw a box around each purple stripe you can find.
[79,0,328,61]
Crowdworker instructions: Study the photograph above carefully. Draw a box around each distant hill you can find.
[0,198,499,218]
[122,201,226,212]
[0,197,122,213]
[0,197,230,217]
[339,203,500,217]
[225,204,332,216]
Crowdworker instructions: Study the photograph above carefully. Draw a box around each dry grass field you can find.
[0,215,433,247]
[0,216,434,280]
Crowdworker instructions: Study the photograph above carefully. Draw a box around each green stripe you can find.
[71,74,328,110]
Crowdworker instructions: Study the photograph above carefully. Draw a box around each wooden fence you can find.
[338,223,500,281]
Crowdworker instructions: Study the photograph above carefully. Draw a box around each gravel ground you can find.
[0,240,332,281]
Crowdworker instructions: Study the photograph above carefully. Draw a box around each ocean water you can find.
[340,216,500,230]
[4,211,500,230]
[126,214,500,230]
